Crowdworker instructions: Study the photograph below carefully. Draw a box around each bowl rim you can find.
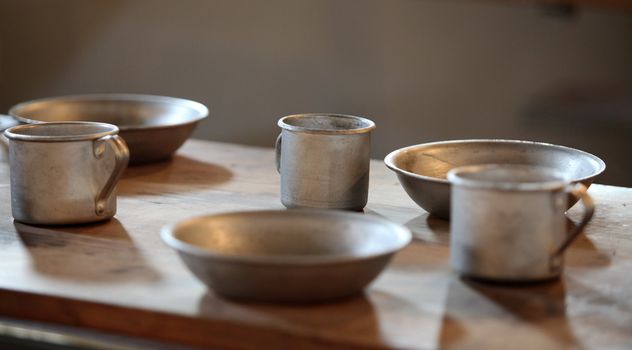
[9,93,209,131]
[384,139,606,184]
[161,209,412,266]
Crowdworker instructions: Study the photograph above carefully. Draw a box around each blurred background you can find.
[1,0,631,185]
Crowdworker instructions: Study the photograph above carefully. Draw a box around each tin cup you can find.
[275,114,376,210]
[4,122,129,225]
[447,164,594,282]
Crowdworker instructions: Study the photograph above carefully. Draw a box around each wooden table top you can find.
[0,139,630,350]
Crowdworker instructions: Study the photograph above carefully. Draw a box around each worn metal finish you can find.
[384,139,606,219]
[276,114,376,210]
[4,122,129,225]
[7,94,208,164]
[161,209,411,303]
[448,164,594,282]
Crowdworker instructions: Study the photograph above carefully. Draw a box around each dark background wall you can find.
[1,0,631,185]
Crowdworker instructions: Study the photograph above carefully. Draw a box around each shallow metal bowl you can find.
[161,210,411,303]
[8,94,208,164]
[384,139,606,219]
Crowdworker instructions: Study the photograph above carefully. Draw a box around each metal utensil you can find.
[4,94,208,164]
[4,122,129,225]
[384,139,605,219]
[276,113,376,210]
[161,210,411,303]
[448,164,594,282]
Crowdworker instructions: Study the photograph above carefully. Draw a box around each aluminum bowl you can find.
[384,139,606,219]
[161,210,411,303]
[8,94,208,164]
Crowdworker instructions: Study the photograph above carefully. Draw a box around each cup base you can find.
[281,201,366,212]
[458,273,562,285]
[12,215,114,226]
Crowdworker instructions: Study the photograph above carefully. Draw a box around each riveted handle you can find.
[275,133,282,173]
[553,183,595,258]
[93,135,129,216]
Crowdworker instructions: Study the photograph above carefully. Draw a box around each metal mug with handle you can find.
[447,164,594,282]
[275,113,376,210]
[4,122,129,225]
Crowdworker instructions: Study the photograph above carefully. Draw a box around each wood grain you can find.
[0,139,631,349]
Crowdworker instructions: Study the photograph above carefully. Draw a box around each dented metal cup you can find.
[4,122,129,225]
[275,114,375,210]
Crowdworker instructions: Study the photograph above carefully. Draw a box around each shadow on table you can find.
[197,290,412,348]
[439,276,578,349]
[564,218,612,268]
[13,218,161,283]
[399,213,450,245]
[118,155,233,196]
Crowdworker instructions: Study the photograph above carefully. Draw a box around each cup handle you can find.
[93,135,129,216]
[0,114,20,132]
[275,133,282,173]
[552,183,595,259]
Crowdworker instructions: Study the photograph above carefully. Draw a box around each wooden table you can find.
[0,139,630,349]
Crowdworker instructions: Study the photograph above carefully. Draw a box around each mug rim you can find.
[447,164,569,192]
[278,113,376,135]
[4,121,119,142]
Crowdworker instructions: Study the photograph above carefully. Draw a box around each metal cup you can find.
[447,164,595,282]
[4,122,129,225]
[275,114,376,210]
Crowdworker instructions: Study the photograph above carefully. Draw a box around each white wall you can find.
[1,0,631,184]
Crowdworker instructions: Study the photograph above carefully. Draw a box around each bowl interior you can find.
[10,94,208,129]
[389,140,605,182]
[166,211,410,261]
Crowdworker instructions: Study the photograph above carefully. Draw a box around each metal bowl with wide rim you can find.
[161,209,412,303]
[384,139,606,219]
[5,94,208,164]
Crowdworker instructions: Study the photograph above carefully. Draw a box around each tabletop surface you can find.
[0,139,630,350]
